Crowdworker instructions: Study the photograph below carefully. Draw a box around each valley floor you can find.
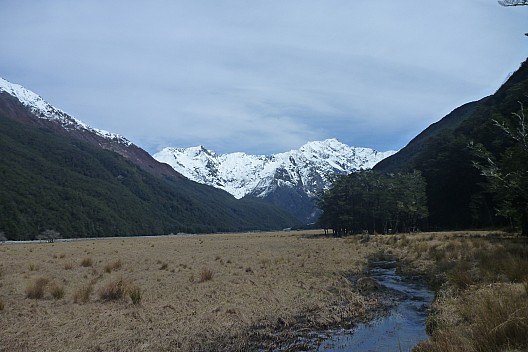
[0,230,527,351]
[0,230,380,351]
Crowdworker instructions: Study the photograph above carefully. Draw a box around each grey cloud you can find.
[1,0,527,154]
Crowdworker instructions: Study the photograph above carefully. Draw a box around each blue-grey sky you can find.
[1,1,527,155]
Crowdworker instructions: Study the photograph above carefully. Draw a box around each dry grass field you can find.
[0,230,385,351]
[2,230,527,351]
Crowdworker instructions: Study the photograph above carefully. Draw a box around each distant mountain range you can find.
[0,78,299,240]
[3,56,526,238]
[154,140,396,222]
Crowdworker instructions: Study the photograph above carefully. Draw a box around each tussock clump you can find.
[64,261,74,270]
[28,263,38,271]
[199,268,213,282]
[476,246,528,283]
[98,277,142,304]
[25,277,49,299]
[80,257,93,267]
[104,259,122,273]
[419,285,528,352]
[99,277,127,301]
[128,285,142,305]
[73,283,93,304]
[0,297,4,311]
[49,282,65,300]
[447,263,474,290]
[259,258,271,268]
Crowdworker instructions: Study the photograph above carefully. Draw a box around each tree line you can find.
[317,170,428,236]
[472,101,528,235]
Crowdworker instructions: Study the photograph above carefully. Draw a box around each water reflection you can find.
[318,260,434,352]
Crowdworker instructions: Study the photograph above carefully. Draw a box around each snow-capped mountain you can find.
[0,77,131,145]
[154,139,396,222]
[0,77,177,178]
[0,77,300,237]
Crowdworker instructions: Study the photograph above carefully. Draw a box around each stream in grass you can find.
[318,259,434,352]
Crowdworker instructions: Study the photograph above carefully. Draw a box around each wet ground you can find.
[317,260,434,352]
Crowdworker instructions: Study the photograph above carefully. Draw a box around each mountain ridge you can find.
[0,77,180,179]
[0,77,132,146]
[154,139,396,222]
[0,78,300,239]
[374,58,528,230]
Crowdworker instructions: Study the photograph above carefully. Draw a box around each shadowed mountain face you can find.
[374,58,528,230]
[0,82,299,240]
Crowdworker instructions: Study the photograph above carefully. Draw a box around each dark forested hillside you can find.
[374,58,528,230]
[0,94,299,240]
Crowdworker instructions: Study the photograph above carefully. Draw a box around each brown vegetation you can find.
[369,232,528,352]
[49,281,65,300]
[80,257,93,267]
[198,268,214,282]
[72,283,93,304]
[25,277,49,299]
[2,230,526,351]
[98,276,128,301]
[0,230,379,351]
[104,259,122,273]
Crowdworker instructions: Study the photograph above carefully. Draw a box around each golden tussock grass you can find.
[371,231,528,352]
[7,230,522,351]
[72,283,93,304]
[25,276,49,299]
[104,259,122,273]
[0,230,378,351]
[49,281,65,300]
[198,268,213,282]
[80,257,93,267]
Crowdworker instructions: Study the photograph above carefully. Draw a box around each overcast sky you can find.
[1,1,527,155]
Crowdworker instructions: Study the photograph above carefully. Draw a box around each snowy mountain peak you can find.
[154,140,397,203]
[0,77,131,146]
